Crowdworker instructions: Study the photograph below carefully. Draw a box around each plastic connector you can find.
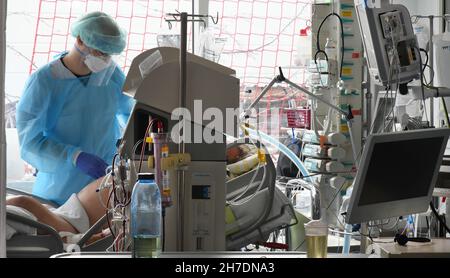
[257,149,266,163]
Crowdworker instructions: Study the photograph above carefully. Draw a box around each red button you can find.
[352,52,360,59]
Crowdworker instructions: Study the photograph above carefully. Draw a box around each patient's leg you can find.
[77,178,112,227]
[7,196,78,234]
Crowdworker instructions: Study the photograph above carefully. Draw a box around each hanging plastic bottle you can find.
[413,23,429,50]
[433,19,450,88]
[325,37,338,83]
[296,26,312,67]
[131,173,162,258]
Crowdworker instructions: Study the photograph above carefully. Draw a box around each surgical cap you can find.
[71,12,127,55]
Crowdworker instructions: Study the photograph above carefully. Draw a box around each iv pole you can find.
[164,10,219,251]
[0,0,6,258]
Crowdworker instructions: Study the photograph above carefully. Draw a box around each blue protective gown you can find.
[16,56,134,206]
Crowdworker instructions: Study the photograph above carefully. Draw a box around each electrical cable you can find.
[429,201,450,234]
[415,46,429,125]
[419,49,449,127]
[326,179,348,211]
[420,48,428,73]
[314,13,345,78]
[369,34,397,135]
[381,25,401,133]
[420,48,435,86]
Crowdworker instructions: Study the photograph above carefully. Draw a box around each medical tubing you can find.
[138,119,159,173]
[430,202,450,234]
[342,224,352,254]
[112,154,119,204]
[311,99,322,139]
[228,156,274,241]
[226,134,263,204]
[230,128,311,239]
[315,13,345,78]
[228,164,267,206]
[237,165,266,205]
[97,172,112,209]
[229,130,311,241]
[227,127,264,205]
[226,161,262,205]
[246,128,312,182]
[324,107,333,135]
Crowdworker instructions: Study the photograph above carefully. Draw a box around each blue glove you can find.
[75,152,109,179]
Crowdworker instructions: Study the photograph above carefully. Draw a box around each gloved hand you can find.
[75,152,109,179]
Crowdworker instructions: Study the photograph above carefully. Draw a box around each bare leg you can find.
[7,196,77,234]
[77,177,112,227]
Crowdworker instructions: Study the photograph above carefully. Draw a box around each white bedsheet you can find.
[6,205,37,240]
[6,193,90,240]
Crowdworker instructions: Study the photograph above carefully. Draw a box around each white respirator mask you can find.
[84,54,112,73]
[75,44,112,73]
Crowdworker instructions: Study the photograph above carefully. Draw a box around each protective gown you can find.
[16,56,134,206]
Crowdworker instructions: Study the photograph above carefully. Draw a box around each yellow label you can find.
[340,125,349,133]
[341,10,353,18]
[342,67,353,76]
[161,145,169,153]
[341,10,352,17]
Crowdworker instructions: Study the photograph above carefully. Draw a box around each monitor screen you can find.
[346,128,450,224]
[358,137,445,206]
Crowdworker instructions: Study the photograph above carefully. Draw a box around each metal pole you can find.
[177,12,188,251]
[0,0,6,258]
[364,57,372,137]
[347,120,359,169]
[360,223,370,254]
[283,78,349,118]
[242,77,278,119]
[192,0,195,54]
[429,16,435,127]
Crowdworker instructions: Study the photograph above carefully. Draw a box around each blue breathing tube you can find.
[246,128,312,182]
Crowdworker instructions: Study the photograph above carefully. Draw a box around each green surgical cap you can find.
[71,11,127,55]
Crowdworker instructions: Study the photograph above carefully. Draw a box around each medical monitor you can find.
[354,1,421,86]
[346,128,450,224]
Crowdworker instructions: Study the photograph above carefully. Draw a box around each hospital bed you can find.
[6,187,114,258]
[225,140,298,250]
[6,139,297,256]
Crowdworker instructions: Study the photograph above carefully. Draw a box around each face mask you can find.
[75,44,112,73]
[84,55,112,73]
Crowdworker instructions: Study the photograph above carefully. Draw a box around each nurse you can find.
[16,12,134,206]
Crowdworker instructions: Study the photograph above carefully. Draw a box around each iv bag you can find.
[413,23,430,51]
[433,32,450,88]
